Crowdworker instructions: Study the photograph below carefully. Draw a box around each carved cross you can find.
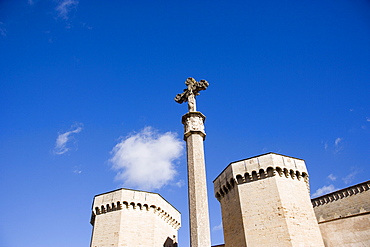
[175,77,209,112]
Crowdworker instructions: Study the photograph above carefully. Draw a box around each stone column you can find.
[182,111,211,247]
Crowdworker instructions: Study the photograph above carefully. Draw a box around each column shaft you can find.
[186,133,211,247]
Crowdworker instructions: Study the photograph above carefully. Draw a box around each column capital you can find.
[182,111,206,140]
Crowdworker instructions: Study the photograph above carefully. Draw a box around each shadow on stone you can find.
[163,236,177,247]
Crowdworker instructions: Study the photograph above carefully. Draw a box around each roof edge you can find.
[311,179,370,201]
[213,152,304,182]
[91,187,180,214]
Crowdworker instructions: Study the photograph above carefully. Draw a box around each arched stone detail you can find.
[283,168,289,178]
[166,214,170,222]
[259,169,266,179]
[160,210,166,219]
[312,180,370,208]
[236,174,244,184]
[215,192,221,201]
[150,205,156,212]
[296,171,301,180]
[276,167,283,176]
[155,207,161,216]
[266,167,274,177]
[216,167,309,202]
[230,178,236,187]
[92,199,180,230]
[245,172,252,182]
[226,181,232,190]
[95,207,101,215]
[251,171,258,181]
[223,185,228,194]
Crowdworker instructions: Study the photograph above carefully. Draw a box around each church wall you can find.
[312,180,370,247]
[318,214,370,247]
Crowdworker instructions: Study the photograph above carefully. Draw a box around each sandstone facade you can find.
[90,188,181,247]
[214,153,324,247]
[312,180,370,247]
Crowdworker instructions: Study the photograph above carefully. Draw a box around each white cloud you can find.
[53,123,83,155]
[342,169,360,185]
[56,0,79,20]
[334,137,343,153]
[366,117,370,122]
[327,174,336,181]
[334,137,342,146]
[212,222,223,231]
[311,184,337,198]
[28,0,35,5]
[321,140,328,150]
[110,127,184,191]
[175,180,185,188]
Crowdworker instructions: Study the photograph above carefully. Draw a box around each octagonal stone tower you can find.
[213,153,324,247]
[90,188,181,247]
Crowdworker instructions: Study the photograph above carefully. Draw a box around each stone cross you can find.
[175,77,211,247]
[174,77,209,112]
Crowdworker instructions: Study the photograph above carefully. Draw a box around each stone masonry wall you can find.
[90,188,181,247]
[219,184,247,247]
[238,175,292,246]
[312,180,370,247]
[214,153,324,247]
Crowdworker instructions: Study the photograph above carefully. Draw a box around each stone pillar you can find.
[182,111,211,247]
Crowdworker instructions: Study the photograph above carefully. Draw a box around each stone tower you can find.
[175,77,211,247]
[213,153,324,247]
[90,188,181,247]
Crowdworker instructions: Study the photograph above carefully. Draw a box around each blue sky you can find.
[1,0,369,246]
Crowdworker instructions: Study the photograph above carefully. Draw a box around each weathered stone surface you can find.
[90,188,181,247]
[182,112,206,140]
[312,180,370,247]
[214,153,324,247]
[175,77,209,112]
[183,111,211,247]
